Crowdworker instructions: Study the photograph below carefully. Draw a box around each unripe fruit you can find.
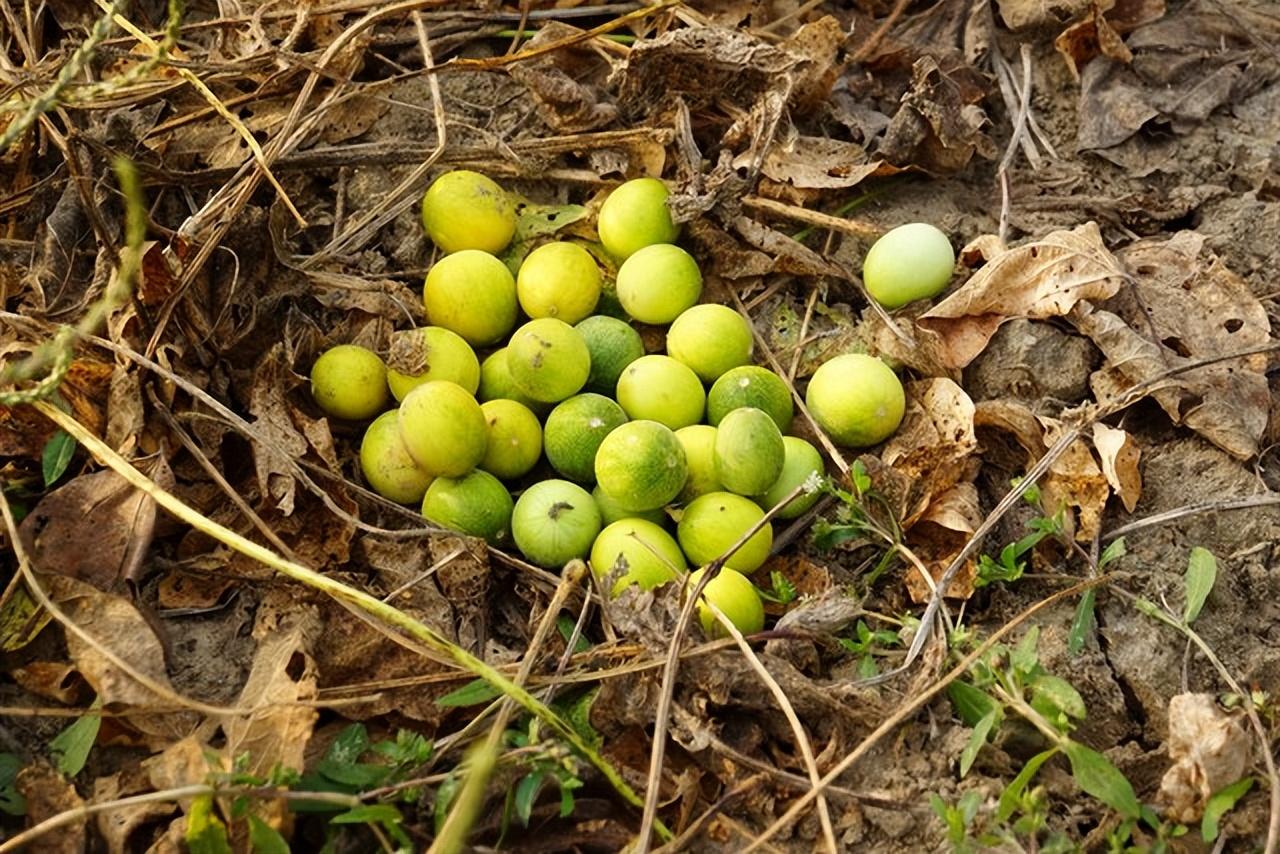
[590,518,686,596]
[421,170,516,254]
[397,380,487,477]
[512,479,602,568]
[594,420,688,512]
[478,399,542,481]
[805,353,905,448]
[593,485,668,527]
[386,327,480,401]
[677,492,773,573]
[862,223,955,309]
[674,425,722,502]
[576,315,645,396]
[687,568,765,637]
[516,242,601,324]
[713,407,785,496]
[310,344,389,420]
[507,318,592,404]
[477,348,547,413]
[666,304,753,382]
[615,355,705,430]
[760,437,825,520]
[543,393,628,484]
[359,411,434,504]
[597,177,679,260]
[421,470,513,545]
[615,244,702,324]
[424,250,518,346]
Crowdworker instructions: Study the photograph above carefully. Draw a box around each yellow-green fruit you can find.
[688,568,765,637]
[386,327,480,401]
[576,315,645,396]
[674,425,721,502]
[479,399,542,480]
[615,244,702,324]
[677,492,773,573]
[615,354,705,430]
[862,222,955,309]
[594,420,688,512]
[597,177,679,261]
[713,407,785,497]
[543,393,628,484]
[397,380,487,477]
[516,242,602,324]
[507,318,591,404]
[359,411,434,504]
[593,485,668,527]
[512,479,602,568]
[477,348,547,413]
[805,353,905,448]
[666,304,754,382]
[706,365,793,431]
[760,437,825,520]
[590,518,686,596]
[310,344,389,420]
[421,469,513,545]
[421,170,516,254]
[423,249,518,346]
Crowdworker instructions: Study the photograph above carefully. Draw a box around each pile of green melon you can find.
[309,170,955,636]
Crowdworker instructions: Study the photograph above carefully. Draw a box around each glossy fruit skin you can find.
[760,437,825,520]
[421,469,514,545]
[713,407,785,497]
[594,420,688,512]
[507,318,592,404]
[615,244,702,324]
[397,380,488,477]
[516,242,602,324]
[590,518,686,596]
[423,250,518,346]
[615,355,705,430]
[477,348,547,413]
[512,479,602,568]
[543,393,628,484]
[478,399,543,480]
[805,353,905,448]
[862,222,955,309]
[386,327,480,401]
[665,304,754,383]
[592,485,668,527]
[674,425,722,502]
[359,411,434,504]
[421,170,516,254]
[688,568,765,637]
[575,315,645,396]
[597,177,679,261]
[706,366,793,431]
[310,344,389,420]
[677,492,773,573]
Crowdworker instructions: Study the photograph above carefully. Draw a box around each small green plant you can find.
[838,619,901,678]
[974,510,1064,588]
[757,570,798,605]
[812,461,904,588]
[0,753,25,816]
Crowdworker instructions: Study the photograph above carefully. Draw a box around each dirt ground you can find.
[2,0,1279,851]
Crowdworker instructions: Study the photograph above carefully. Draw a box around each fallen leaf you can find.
[10,661,83,704]
[997,0,1092,29]
[507,24,617,134]
[16,763,85,853]
[743,136,887,195]
[903,482,983,603]
[878,55,996,174]
[1157,694,1251,822]
[94,769,177,854]
[750,554,832,617]
[1091,423,1141,512]
[1054,0,1166,78]
[918,222,1127,368]
[881,378,979,527]
[0,358,112,459]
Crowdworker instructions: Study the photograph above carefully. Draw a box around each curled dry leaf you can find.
[17,763,86,853]
[878,55,996,175]
[506,24,617,134]
[997,0,1093,29]
[1054,0,1167,79]
[94,768,178,854]
[740,136,892,203]
[1091,423,1141,512]
[903,482,982,603]
[918,222,1127,369]
[1157,693,1251,822]
[881,378,979,528]
[0,356,112,458]
[10,660,82,704]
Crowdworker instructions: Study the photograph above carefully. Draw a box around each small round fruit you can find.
[687,568,764,638]
[806,353,905,448]
[595,420,688,512]
[615,244,702,324]
[310,344,389,420]
[397,381,487,477]
[576,315,645,396]
[666,304,753,382]
[597,177,679,261]
[477,348,546,412]
[479,399,542,480]
[512,479,602,568]
[507,318,591,404]
[359,412,434,504]
[677,492,773,573]
[593,485,668,527]
[615,355,705,430]
[543,394,628,484]
[590,519,687,596]
[422,470,513,545]
[862,222,955,309]
[386,327,480,401]
[714,407,784,496]
[760,437,825,520]
[675,425,722,502]
[421,170,515,254]
[516,242,601,324]
[706,366,793,431]
[424,250,518,346]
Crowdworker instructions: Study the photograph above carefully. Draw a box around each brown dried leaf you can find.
[730,216,845,279]
[750,554,832,619]
[881,378,978,527]
[17,763,85,853]
[997,0,1093,29]
[507,24,617,134]
[1055,0,1164,78]
[878,55,996,174]
[903,482,982,603]
[0,357,112,458]
[434,537,490,654]
[1091,423,1141,512]
[11,661,82,704]
[1157,694,1251,823]
[247,344,331,516]
[918,222,1126,368]
[744,136,885,194]
[93,768,176,854]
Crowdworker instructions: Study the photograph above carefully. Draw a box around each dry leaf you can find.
[94,769,177,854]
[1091,423,1141,511]
[10,661,82,704]
[1054,0,1165,78]
[881,378,978,527]
[1157,694,1251,822]
[997,0,1093,29]
[903,482,983,603]
[507,24,617,133]
[878,55,996,174]
[918,222,1126,368]
[17,763,85,853]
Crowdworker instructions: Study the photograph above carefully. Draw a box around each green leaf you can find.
[0,753,26,816]
[514,772,544,826]
[1202,776,1254,842]
[325,724,369,765]
[248,815,291,854]
[436,678,502,708]
[556,688,601,751]
[50,703,101,776]
[1098,537,1126,568]
[433,772,461,835]
[0,584,51,652]
[1184,546,1217,625]
[1063,741,1140,819]
[850,460,872,494]
[960,710,998,778]
[1030,674,1087,720]
[1011,626,1040,676]
[186,794,233,854]
[948,681,997,727]
[997,748,1058,822]
[41,430,76,486]
[330,803,402,825]
[556,615,591,653]
[501,202,589,274]
[1068,589,1096,655]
